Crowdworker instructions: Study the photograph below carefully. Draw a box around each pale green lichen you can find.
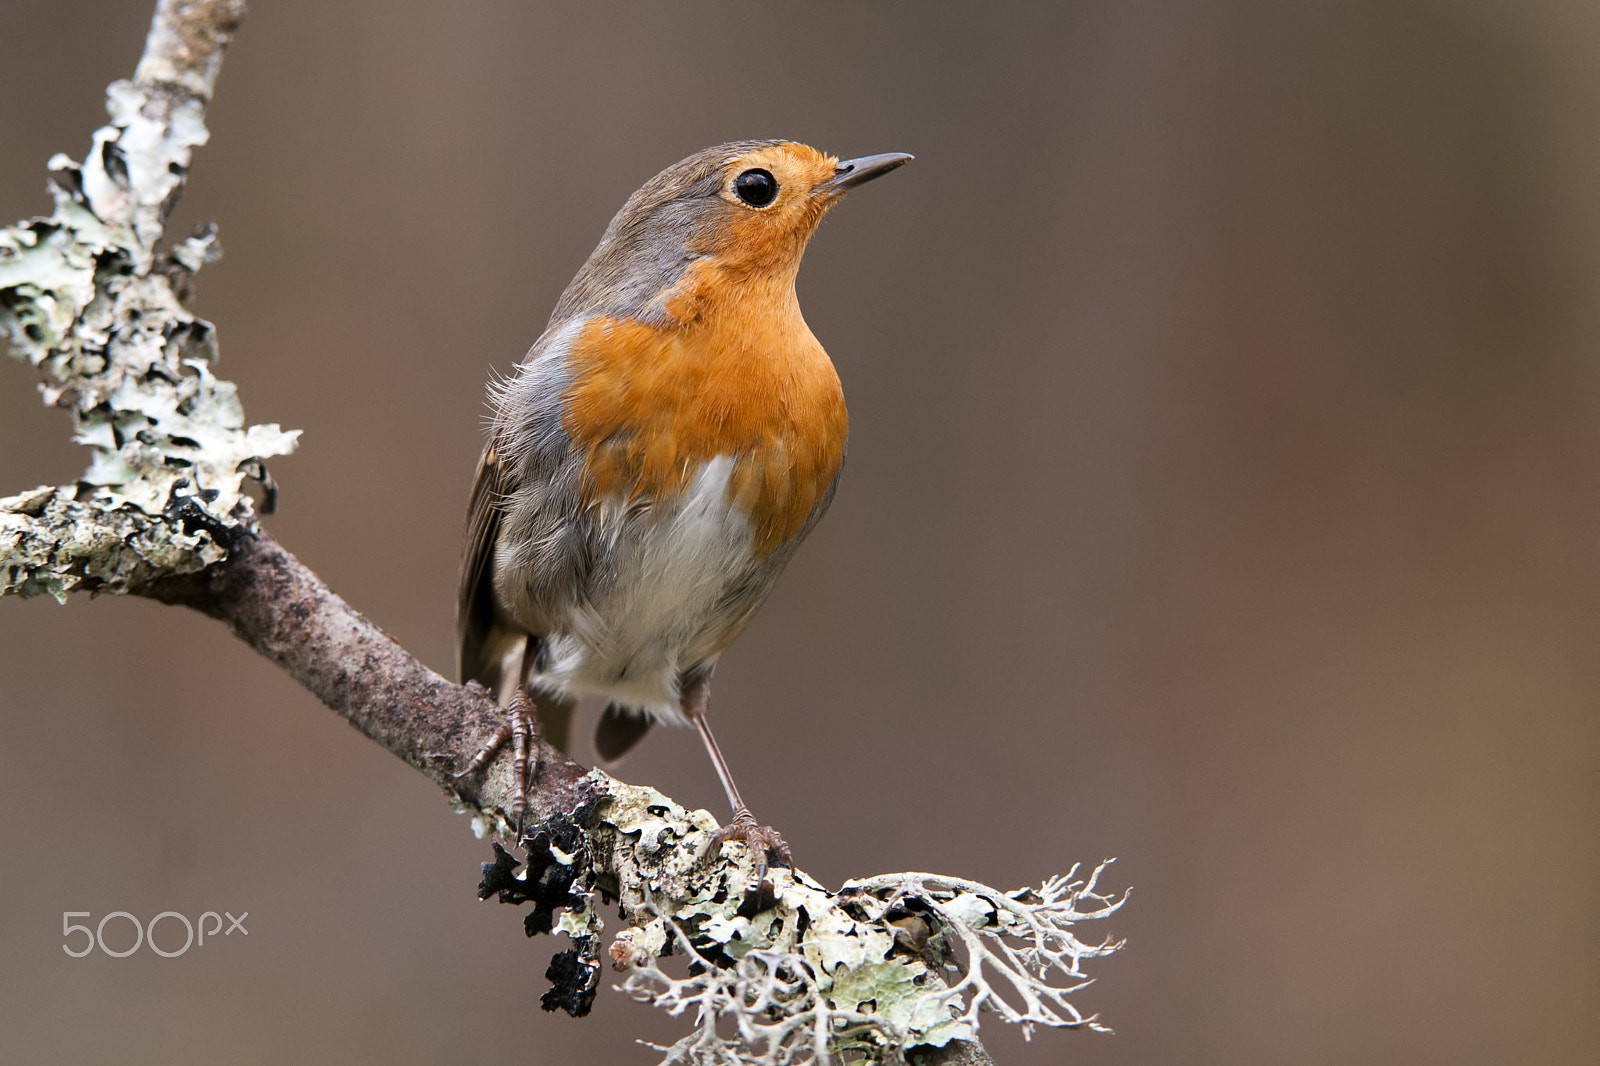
[555,889,603,941]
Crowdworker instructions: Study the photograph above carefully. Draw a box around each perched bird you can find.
[457,140,911,871]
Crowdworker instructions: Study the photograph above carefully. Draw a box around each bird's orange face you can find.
[550,140,910,328]
[691,142,845,276]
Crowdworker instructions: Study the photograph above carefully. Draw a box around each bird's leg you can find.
[456,637,538,833]
[685,675,790,889]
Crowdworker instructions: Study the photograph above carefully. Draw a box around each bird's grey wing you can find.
[489,323,603,635]
[457,443,582,754]
[461,320,588,692]
[457,443,511,691]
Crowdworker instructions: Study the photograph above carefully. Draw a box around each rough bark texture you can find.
[144,527,595,828]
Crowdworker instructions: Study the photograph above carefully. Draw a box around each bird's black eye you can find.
[733,168,778,207]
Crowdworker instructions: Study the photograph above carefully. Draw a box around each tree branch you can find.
[1,2,1126,1062]
[144,525,595,824]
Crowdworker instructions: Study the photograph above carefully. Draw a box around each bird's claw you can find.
[454,690,536,834]
[712,808,791,909]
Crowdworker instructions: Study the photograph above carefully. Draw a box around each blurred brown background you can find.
[3,1,1597,1063]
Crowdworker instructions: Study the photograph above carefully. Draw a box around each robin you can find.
[456,140,911,876]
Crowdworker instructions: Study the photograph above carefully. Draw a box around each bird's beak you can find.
[818,152,914,194]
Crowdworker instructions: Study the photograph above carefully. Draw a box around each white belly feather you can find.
[532,455,756,724]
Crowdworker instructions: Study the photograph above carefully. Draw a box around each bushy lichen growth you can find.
[575,774,1126,1065]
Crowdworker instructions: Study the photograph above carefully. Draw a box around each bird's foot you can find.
[712,808,791,909]
[454,687,536,834]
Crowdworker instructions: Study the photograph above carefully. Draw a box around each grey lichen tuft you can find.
[1,26,297,600]
[577,774,1127,1065]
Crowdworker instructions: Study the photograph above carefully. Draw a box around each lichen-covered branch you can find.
[1,0,292,600]
[496,779,1125,1065]
[620,806,1125,1059]
[1,3,1127,1063]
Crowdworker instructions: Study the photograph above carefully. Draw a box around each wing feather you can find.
[457,445,509,690]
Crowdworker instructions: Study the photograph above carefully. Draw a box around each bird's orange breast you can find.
[559,257,848,555]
